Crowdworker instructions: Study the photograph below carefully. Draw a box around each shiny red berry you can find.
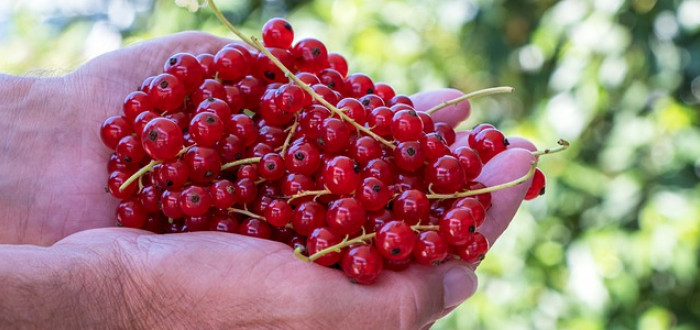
[148,73,186,111]
[292,201,327,236]
[323,155,360,195]
[341,245,383,284]
[262,18,294,49]
[307,227,343,266]
[392,189,429,225]
[327,197,366,236]
[179,185,212,217]
[141,118,184,161]
[524,168,546,200]
[375,220,416,260]
[456,232,489,263]
[413,230,448,265]
[439,207,477,246]
[391,109,423,142]
[116,199,148,228]
[100,115,133,150]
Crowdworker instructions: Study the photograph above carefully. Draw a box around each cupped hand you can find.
[51,83,533,329]
[0,32,231,245]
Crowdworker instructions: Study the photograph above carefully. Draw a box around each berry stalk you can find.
[287,188,332,203]
[294,224,440,262]
[228,207,265,220]
[532,139,570,157]
[221,156,262,171]
[118,160,158,192]
[426,161,537,199]
[250,37,396,150]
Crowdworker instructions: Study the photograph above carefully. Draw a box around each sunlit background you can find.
[2,0,699,328]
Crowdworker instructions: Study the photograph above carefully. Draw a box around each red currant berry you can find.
[284,141,321,176]
[141,118,184,161]
[292,201,327,236]
[239,218,272,239]
[417,112,435,133]
[375,220,416,260]
[434,122,456,146]
[234,178,258,205]
[299,105,331,140]
[421,132,450,161]
[100,115,133,150]
[184,146,221,183]
[341,245,383,284]
[192,79,227,107]
[453,146,483,182]
[196,97,231,126]
[307,227,343,266]
[413,230,448,265]
[357,177,392,211]
[293,38,329,73]
[392,189,429,225]
[349,136,382,166]
[393,141,426,171]
[138,185,161,213]
[391,109,424,142]
[262,18,294,49]
[236,76,266,111]
[467,123,496,148]
[154,158,189,189]
[116,135,146,165]
[196,53,216,78]
[344,73,375,98]
[361,158,395,185]
[179,185,212,217]
[224,85,244,112]
[472,128,509,163]
[229,114,258,147]
[452,197,486,228]
[274,83,305,113]
[148,73,186,111]
[107,170,138,199]
[323,155,360,195]
[456,232,489,263]
[264,199,293,228]
[209,179,238,209]
[255,47,294,83]
[425,155,465,194]
[327,52,348,77]
[318,117,350,153]
[214,47,249,82]
[281,173,315,197]
[388,94,414,107]
[185,213,212,232]
[210,213,239,233]
[116,199,148,228]
[216,133,244,164]
[327,197,366,236]
[524,168,546,200]
[466,181,492,210]
[259,153,286,181]
[373,83,396,103]
[161,189,184,219]
[164,53,206,93]
[122,91,154,123]
[189,112,225,147]
[439,207,477,246]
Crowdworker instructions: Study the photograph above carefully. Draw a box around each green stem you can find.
[426,161,537,200]
[221,156,261,171]
[532,139,570,157]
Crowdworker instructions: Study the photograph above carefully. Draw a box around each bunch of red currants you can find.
[100,17,548,284]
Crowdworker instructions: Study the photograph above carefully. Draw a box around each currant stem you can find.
[280,116,299,157]
[295,223,443,263]
[287,188,332,203]
[206,0,257,49]
[532,139,570,157]
[119,160,158,192]
[228,207,265,220]
[249,37,396,150]
[221,156,261,171]
[426,161,538,200]
[424,86,515,115]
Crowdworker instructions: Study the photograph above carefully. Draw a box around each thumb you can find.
[358,261,478,329]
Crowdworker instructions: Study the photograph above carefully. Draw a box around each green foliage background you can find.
[2,0,699,328]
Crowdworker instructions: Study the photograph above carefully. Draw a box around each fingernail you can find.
[443,266,478,309]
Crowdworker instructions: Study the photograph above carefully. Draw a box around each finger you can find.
[410,89,471,127]
[475,148,536,245]
[507,137,537,152]
[76,31,232,90]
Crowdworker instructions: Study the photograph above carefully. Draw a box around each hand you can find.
[49,88,531,329]
[0,32,230,245]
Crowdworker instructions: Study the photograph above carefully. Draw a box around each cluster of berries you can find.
[99,17,547,284]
